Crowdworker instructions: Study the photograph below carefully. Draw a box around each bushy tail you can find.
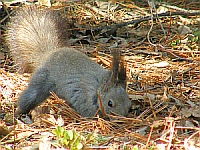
[6,6,70,73]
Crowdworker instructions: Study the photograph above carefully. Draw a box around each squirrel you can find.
[6,6,132,117]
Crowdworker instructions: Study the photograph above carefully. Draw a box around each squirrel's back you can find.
[6,6,71,73]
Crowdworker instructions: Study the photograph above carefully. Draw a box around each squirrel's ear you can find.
[110,49,127,89]
[117,58,127,89]
[110,49,119,85]
[100,49,127,92]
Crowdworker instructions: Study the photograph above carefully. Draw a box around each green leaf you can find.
[52,129,58,137]
[67,130,74,141]
[57,126,64,136]
[132,147,139,150]
[194,30,200,36]
[171,41,176,46]
[76,142,83,149]
[192,36,198,42]
[63,138,69,146]
[63,131,70,140]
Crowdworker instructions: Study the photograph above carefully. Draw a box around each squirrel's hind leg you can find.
[16,68,54,115]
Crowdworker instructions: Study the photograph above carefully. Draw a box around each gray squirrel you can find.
[6,6,132,117]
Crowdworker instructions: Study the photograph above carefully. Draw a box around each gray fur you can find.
[6,7,132,117]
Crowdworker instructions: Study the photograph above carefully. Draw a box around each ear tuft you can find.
[100,49,127,93]
[118,57,127,89]
[110,49,127,89]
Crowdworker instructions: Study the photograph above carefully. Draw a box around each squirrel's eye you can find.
[108,100,113,107]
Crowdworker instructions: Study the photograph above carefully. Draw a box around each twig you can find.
[91,11,200,35]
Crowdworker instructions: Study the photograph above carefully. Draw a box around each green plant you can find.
[148,146,154,150]
[171,39,181,46]
[52,126,85,150]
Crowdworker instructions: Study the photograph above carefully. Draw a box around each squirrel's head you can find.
[99,85,131,116]
[98,49,132,117]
